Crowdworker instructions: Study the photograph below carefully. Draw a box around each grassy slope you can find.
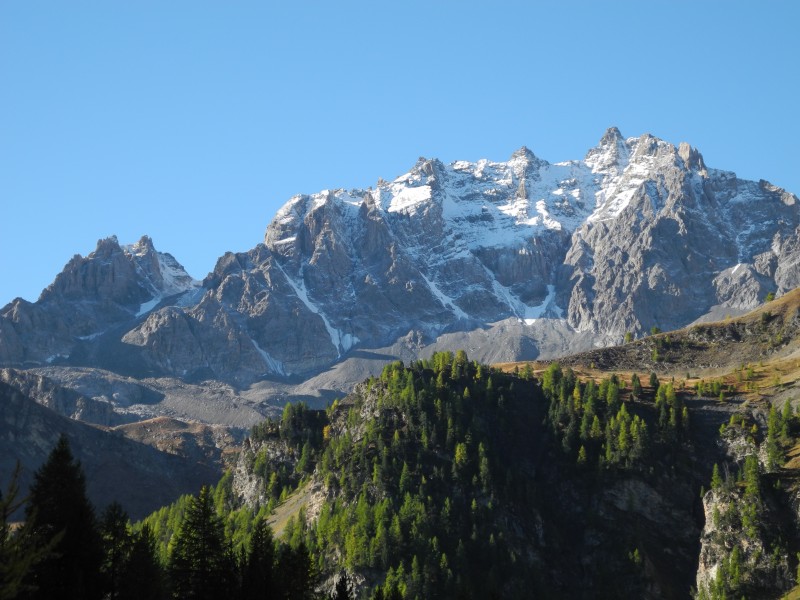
[498,288,800,406]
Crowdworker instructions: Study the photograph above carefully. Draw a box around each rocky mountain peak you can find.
[411,157,445,180]
[599,126,624,146]
[584,126,631,173]
[40,236,143,304]
[509,145,538,162]
[97,234,122,251]
[128,235,157,256]
[678,141,708,174]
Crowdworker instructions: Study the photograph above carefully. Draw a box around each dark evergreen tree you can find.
[0,464,55,600]
[168,486,233,600]
[24,435,104,600]
[275,541,313,600]
[649,372,659,389]
[120,524,165,600]
[331,570,353,600]
[631,373,642,399]
[100,502,132,600]
[242,518,275,600]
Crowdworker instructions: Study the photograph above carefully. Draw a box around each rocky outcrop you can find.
[694,421,795,598]
[0,367,120,426]
[231,436,298,509]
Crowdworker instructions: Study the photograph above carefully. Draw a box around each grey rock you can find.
[2,128,800,396]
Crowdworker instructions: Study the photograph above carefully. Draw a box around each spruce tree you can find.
[275,541,313,599]
[100,502,132,600]
[242,518,275,600]
[168,486,232,600]
[24,435,104,600]
[631,373,642,399]
[0,464,55,600]
[119,524,164,600]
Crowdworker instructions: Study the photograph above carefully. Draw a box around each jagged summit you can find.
[599,125,624,146]
[2,129,800,390]
[0,235,198,369]
[509,145,539,162]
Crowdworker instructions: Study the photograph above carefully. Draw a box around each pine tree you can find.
[100,501,133,600]
[577,445,588,466]
[242,518,275,600]
[766,404,783,470]
[710,463,723,491]
[168,486,233,600]
[631,373,642,399]
[24,435,104,600]
[0,463,55,600]
[275,541,313,599]
[649,372,659,390]
[782,399,793,439]
[118,524,164,600]
[743,455,760,500]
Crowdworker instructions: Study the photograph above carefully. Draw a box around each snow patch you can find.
[388,185,432,213]
[158,253,201,296]
[77,332,103,341]
[252,340,287,376]
[523,285,564,324]
[274,262,358,357]
[420,274,469,321]
[176,287,205,307]
[137,297,161,317]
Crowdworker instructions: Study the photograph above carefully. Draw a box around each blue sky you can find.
[1,1,798,306]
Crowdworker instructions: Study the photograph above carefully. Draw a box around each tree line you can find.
[0,435,349,600]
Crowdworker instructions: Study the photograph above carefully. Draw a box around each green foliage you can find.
[766,404,784,470]
[710,464,722,491]
[631,373,642,399]
[299,352,544,597]
[649,372,659,389]
[168,486,234,599]
[743,454,760,500]
[241,519,275,599]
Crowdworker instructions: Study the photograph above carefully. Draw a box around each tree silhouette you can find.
[242,518,275,600]
[24,435,103,600]
[100,502,132,600]
[120,524,165,600]
[0,463,56,600]
[331,570,353,600]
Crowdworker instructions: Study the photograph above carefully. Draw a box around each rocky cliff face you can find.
[694,422,796,598]
[0,235,199,369]
[126,129,800,384]
[0,367,121,426]
[2,129,799,392]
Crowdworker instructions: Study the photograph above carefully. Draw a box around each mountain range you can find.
[2,127,800,517]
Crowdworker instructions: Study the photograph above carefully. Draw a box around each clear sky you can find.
[1,1,798,306]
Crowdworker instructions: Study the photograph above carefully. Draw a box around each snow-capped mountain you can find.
[0,235,199,366]
[2,128,799,391]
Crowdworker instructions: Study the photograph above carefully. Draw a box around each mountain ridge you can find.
[2,128,799,409]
